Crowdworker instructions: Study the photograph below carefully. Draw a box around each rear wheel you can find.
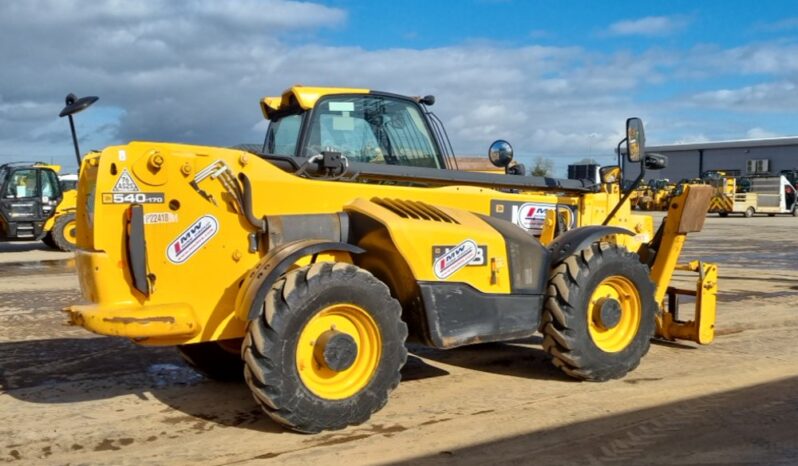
[48,213,78,252]
[177,339,244,381]
[243,262,408,433]
[718,212,729,217]
[744,207,755,218]
[541,243,656,381]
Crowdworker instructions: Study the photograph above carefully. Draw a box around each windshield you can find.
[265,95,442,168]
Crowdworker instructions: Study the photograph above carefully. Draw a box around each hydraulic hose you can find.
[237,172,267,233]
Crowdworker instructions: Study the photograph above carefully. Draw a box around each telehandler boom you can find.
[66,86,716,433]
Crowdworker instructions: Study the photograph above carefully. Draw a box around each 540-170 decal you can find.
[102,192,165,204]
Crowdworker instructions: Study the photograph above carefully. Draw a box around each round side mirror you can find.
[488,140,514,168]
[59,93,99,118]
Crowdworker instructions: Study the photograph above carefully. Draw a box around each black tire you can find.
[49,212,78,252]
[243,262,408,433]
[718,212,729,217]
[792,206,798,217]
[42,232,58,248]
[177,339,244,381]
[541,243,657,382]
[744,207,755,218]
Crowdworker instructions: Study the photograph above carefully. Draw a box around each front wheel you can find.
[541,243,657,381]
[744,207,755,218]
[48,213,78,251]
[243,262,408,433]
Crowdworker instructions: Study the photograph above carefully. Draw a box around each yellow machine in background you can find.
[634,179,676,211]
[0,161,77,251]
[66,86,716,433]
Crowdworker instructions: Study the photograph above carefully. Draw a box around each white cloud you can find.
[689,82,798,112]
[746,127,781,139]
[606,15,690,37]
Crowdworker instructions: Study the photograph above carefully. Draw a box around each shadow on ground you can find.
[0,242,53,254]
[0,336,453,434]
[395,375,798,465]
[411,337,572,382]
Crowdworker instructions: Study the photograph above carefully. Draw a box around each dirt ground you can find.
[1,214,797,465]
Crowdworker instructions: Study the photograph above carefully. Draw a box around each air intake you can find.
[372,198,459,224]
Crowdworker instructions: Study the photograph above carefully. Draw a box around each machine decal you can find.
[517,203,550,231]
[113,169,141,193]
[490,200,578,236]
[432,244,487,266]
[102,192,165,204]
[433,239,479,279]
[166,215,219,264]
[144,212,178,225]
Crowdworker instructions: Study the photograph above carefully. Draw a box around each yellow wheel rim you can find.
[296,304,381,400]
[587,276,641,353]
[64,220,78,245]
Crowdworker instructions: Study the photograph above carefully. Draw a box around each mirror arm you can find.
[616,137,626,192]
[602,158,645,226]
[68,114,81,171]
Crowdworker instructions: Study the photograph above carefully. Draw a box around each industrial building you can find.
[623,137,798,183]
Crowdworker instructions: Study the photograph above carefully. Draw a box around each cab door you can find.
[39,168,63,219]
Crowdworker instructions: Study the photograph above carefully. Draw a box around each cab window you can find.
[4,169,38,199]
[303,95,441,168]
[265,113,302,156]
[42,170,60,199]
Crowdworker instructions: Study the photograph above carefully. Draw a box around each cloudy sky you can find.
[1,0,797,174]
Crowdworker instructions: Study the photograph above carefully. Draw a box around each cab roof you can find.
[260,85,370,120]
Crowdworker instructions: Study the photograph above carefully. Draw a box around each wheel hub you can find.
[595,298,622,329]
[314,330,358,372]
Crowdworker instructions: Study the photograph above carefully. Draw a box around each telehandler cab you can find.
[0,161,79,251]
[66,86,716,433]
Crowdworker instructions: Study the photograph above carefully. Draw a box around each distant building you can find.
[623,137,798,182]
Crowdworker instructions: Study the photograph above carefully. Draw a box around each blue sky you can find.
[1,0,797,175]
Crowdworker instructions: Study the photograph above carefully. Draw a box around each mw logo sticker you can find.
[433,239,478,280]
[166,215,219,264]
[113,169,141,193]
[432,244,487,266]
[517,203,551,231]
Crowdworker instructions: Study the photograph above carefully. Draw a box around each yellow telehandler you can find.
[66,86,716,433]
[0,161,78,251]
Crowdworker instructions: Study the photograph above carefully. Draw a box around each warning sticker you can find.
[166,215,219,264]
[113,169,141,193]
[433,239,478,280]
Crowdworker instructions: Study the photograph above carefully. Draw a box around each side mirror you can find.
[625,117,646,163]
[419,95,435,106]
[644,153,667,170]
[506,162,526,176]
[59,93,99,118]
[488,140,514,168]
